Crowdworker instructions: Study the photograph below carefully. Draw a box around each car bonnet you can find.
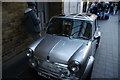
[34,34,86,64]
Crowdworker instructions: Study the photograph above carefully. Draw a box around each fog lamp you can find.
[31,62,37,67]
[29,59,37,67]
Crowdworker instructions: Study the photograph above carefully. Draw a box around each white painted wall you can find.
[63,0,83,15]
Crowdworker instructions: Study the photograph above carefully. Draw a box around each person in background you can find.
[118,1,120,22]
[97,2,102,11]
[24,2,41,41]
[98,2,105,19]
[90,2,95,13]
[110,3,114,14]
[113,4,118,15]
[92,2,98,15]
[102,2,108,19]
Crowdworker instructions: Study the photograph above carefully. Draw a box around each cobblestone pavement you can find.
[91,15,118,78]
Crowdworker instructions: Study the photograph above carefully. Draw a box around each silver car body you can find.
[27,13,101,80]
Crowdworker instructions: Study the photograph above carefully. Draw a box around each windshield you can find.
[47,18,72,36]
[47,18,92,39]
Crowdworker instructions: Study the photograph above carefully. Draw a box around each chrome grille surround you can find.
[33,56,70,78]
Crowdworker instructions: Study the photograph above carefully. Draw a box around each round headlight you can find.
[71,66,79,72]
[68,61,80,73]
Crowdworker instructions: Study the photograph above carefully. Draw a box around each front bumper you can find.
[37,67,79,80]
[27,56,94,80]
[28,58,79,80]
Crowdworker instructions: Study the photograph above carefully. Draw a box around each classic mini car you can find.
[27,13,101,80]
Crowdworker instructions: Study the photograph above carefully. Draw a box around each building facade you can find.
[63,0,83,14]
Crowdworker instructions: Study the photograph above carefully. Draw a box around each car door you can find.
[91,20,97,56]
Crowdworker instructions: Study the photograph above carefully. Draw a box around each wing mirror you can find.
[92,36,99,42]
[94,36,99,40]
[93,31,101,41]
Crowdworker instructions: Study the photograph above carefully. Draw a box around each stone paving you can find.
[91,15,118,78]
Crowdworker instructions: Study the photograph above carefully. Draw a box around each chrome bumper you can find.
[36,66,79,80]
[28,56,94,80]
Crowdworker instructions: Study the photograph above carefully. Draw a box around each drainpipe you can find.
[86,0,89,13]
[80,1,83,13]
[36,2,39,16]
[69,0,70,14]
[77,0,79,13]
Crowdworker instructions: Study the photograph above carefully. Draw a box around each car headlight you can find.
[27,48,33,57]
[71,66,79,72]
[68,60,80,73]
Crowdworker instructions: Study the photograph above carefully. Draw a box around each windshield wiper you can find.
[57,34,70,37]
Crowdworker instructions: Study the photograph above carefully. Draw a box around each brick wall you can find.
[2,2,34,62]
[2,2,63,62]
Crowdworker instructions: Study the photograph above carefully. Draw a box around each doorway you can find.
[36,2,49,30]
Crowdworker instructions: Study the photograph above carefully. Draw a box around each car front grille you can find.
[37,59,68,73]
[32,56,70,78]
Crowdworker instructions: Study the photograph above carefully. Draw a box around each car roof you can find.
[52,13,98,22]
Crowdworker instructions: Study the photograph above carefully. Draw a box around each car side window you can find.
[71,21,92,39]
[71,21,83,36]
[82,23,92,38]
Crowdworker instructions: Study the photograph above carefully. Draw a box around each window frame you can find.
[92,20,97,36]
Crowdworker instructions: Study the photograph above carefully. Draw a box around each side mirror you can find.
[93,31,101,40]
[92,36,99,42]
[94,36,99,40]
